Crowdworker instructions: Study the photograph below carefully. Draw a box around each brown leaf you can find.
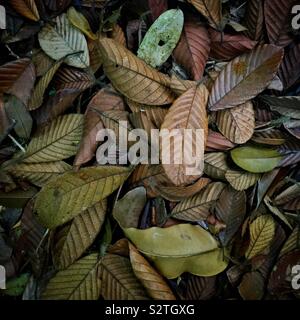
[10,0,40,21]
[216,101,255,144]
[264,0,296,47]
[173,16,211,80]
[215,186,246,245]
[209,29,257,61]
[209,45,284,111]
[243,0,264,41]
[278,43,300,90]
[187,0,222,29]
[129,243,176,300]
[238,271,265,300]
[206,130,236,152]
[33,88,81,125]
[148,0,168,21]
[110,24,127,47]
[161,85,209,186]
[0,58,36,107]
[183,275,217,300]
[55,67,94,91]
[74,87,125,167]
[99,38,175,105]
[170,74,196,96]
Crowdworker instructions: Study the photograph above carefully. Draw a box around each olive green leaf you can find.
[231,146,282,173]
[23,114,83,163]
[137,9,184,68]
[42,254,101,300]
[114,188,228,279]
[245,215,276,260]
[35,166,132,229]
[53,200,107,270]
[9,161,72,187]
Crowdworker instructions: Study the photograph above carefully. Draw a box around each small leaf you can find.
[225,170,260,191]
[245,215,276,260]
[238,271,265,300]
[67,7,97,40]
[39,13,90,69]
[10,0,40,22]
[231,146,282,173]
[35,166,131,229]
[137,9,184,68]
[216,101,255,144]
[3,273,30,297]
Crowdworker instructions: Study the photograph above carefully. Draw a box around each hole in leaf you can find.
[158,40,165,46]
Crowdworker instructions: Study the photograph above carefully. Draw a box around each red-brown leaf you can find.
[173,16,211,81]
[209,29,257,61]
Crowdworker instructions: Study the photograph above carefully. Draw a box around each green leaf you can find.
[137,9,184,68]
[23,114,83,163]
[39,13,90,69]
[9,161,72,187]
[35,166,132,229]
[231,146,282,173]
[114,188,228,279]
[42,254,101,300]
[4,95,32,139]
[53,200,107,270]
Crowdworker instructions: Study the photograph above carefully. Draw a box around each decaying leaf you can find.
[138,9,184,68]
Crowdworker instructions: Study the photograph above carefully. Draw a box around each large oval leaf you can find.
[231,146,283,173]
[137,9,184,68]
[161,85,208,186]
[35,166,131,229]
[209,45,284,111]
[99,38,174,105]
[114,188,228,279]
